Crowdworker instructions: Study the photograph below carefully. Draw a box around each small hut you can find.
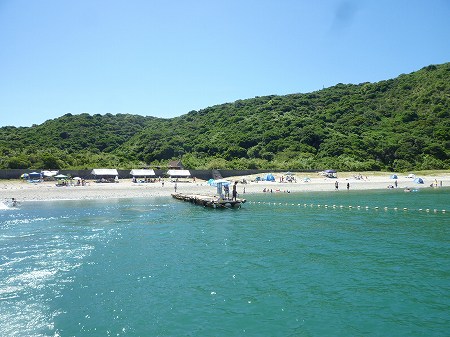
[167,169,191,181]
[168,160,183,170]
[130,169,156,183]
[91,169,119,183]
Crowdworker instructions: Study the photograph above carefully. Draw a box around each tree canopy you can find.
[1,63,449,171]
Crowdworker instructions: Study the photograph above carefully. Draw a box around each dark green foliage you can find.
[0,63,449,170]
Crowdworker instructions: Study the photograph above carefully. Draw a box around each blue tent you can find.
[414,177,424,184]
[264,173,275,181]
[390,174,398,179]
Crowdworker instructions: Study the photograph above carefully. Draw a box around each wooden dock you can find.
[171,193,246,209]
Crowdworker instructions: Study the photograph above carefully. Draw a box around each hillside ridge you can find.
[1,62,449,171]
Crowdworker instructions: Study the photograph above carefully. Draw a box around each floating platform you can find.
[171,193,246,209]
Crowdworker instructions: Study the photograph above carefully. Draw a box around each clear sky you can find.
[0,0,449,127]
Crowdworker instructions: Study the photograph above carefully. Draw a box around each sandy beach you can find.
[1,171,449,203]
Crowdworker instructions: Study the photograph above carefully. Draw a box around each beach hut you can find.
[91,169,119,182]
[168,160,184,170]
[130,169,156,178]
[130,169,156,183]
[167,169,191,179]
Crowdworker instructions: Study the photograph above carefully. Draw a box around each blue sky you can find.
[0,0,449,127]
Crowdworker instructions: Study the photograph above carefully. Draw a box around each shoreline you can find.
[1,171,449,203]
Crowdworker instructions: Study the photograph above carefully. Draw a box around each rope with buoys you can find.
[247,201,447,214]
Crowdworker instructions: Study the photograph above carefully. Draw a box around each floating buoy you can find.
[249,199,447,215]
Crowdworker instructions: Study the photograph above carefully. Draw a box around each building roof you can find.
[91,169,119,176]
[130,169,156,176]
[168,160,183,169]
[167,169,190,177]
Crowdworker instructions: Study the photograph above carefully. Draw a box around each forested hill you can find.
[1,63,449,171]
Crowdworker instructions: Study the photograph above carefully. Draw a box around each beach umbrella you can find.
[20,173,29,179]
[208,179,232,198]
[72,177,82,180]
[414,177,424,184]
[208,179,232,187]
[54,174,68,179]
[390,174,398,179]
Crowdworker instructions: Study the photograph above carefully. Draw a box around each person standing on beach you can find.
[232,181,238,201]
[174,182,177,192]
[335,181,339,190]
[347,183,350,190]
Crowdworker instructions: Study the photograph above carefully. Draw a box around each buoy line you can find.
[247,201,447,214]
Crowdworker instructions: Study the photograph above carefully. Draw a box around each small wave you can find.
[0,202,12,210]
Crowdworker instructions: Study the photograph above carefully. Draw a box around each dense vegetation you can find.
[1,63,449,171]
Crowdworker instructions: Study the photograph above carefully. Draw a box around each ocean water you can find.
[1,188,449,337]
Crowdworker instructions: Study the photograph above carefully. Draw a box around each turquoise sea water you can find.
[1,188,449,336]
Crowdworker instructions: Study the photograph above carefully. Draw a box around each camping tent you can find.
[390,174,398,179]
[263,173,275,181]
[167,169,191,178]
[324,169,337,178]
[28,172,42,179]
[414,177,424,184]
[130,169,156,177]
